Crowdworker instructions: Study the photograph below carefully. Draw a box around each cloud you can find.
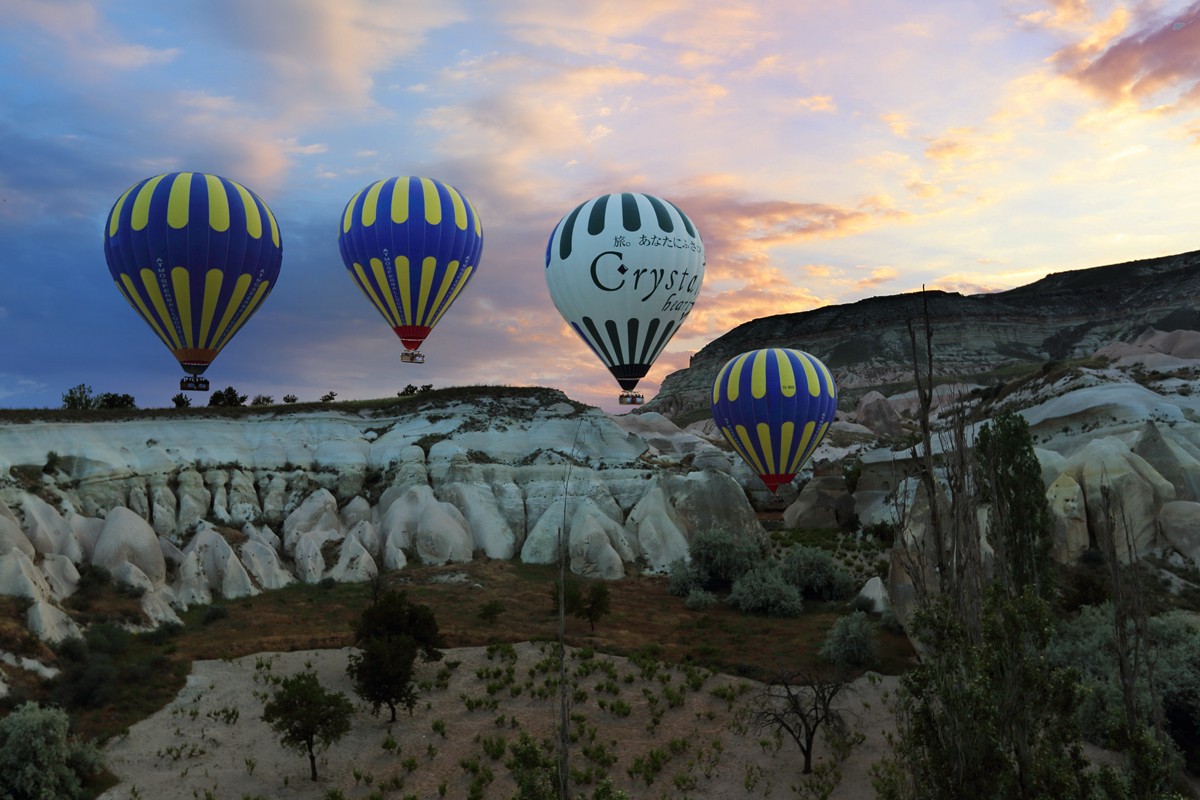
[4,0,179,72]
[1051,2,1200,113]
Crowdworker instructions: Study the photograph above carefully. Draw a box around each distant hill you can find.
[645,249,1200,424]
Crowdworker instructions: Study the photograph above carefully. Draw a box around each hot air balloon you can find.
[545,192,704,405]
[338,176,483,364]
[103,172,283,392]
[711,348,838,493]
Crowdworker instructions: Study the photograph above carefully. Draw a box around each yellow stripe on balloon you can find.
[448,185,467,230]
[265,202,280,247]
[108,185,135,237]
[139,269,182,349]
[756,422,777,475]
[390,177,410,224]
[119,274,173,348]
[167,172,192,229]
[775,349,797,397]
[427,264,472,328]
[353,263,395,326]
[362,180,386,227]
[778,421,796,474]
[233,182,262,239]
[469,200,482,236]
[415,260,436,325]
[425,263,459,326]
[720,428,747,463]
[725,352,752,402]
[199,269,223,347]
[421,178,441,225]
[131,174,168,231]
[214,280,270,351]
[802,355,821,397]
[734,424,768,476]
[171,267,194,348]
[205,174,230,233]
[375,257,406,325]
[787,421,818,475]
[816,357,836,397]
[751,349,769,399]
[342,190,362,234]
[711,363,727,405]
[210,274,251,347]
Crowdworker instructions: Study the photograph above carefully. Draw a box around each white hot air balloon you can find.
[545,192,705,405]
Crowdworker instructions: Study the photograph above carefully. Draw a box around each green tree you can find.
[974,408,1054,596]
[354,589,444,661]
[208,386,248,407]
[0,702,103,800]
[346,635,419,722]
[261,671,354,781]
[60,384,95,410]
[170,392,191,408]
[250,394,274,406]
[94,392,136,409]
[576,582,611,632]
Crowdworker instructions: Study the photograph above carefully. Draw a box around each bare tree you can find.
[749,672,849,775]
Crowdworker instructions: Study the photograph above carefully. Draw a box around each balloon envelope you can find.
[545,192,704,393]
[711,348,838,493]
[103,172,283,376]
[338,176,483,352]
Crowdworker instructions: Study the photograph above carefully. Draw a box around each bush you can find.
[779,544,855,601]
[283,394,299,404]
[666,558,703,597]
[684,588,717,611]
[0,702,103,800]
[727,565,804,617]
[688,528,767,591]
[820,611,879,671]
[319,391,338,403]
[250,394,274,406]
[170,392,192,408]
[203,605,230,625]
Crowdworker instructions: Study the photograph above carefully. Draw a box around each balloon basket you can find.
[180,376,210,392]
[618,391,645,406]
[400,350,426,364]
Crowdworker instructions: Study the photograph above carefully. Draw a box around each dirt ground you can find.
[97,645,900,800]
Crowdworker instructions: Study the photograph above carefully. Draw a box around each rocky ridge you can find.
[648,249,1200,423]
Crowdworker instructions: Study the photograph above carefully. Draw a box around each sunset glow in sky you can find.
[1,0,1198,412]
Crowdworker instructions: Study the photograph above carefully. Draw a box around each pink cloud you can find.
[1054,2,1200,112]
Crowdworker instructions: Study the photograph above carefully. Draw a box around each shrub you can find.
[0,702,103,800]
[666,558,703,597]
[250,394,274,406]
[171,392,192,408]
[688,528,767,591]
[283,394,299,404]
[202,605,230,625]
[727,565,803,617]
[820,611,879,671]
[478,600,506,625]
[779,544,855,600]
[684,588,717,611]
[319,391,338,403]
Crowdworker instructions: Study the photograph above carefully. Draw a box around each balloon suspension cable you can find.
[558,415,585,799]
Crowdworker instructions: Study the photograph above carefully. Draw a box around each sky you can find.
[1,0,1199,413]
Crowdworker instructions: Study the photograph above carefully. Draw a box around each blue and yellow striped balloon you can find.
[710,348,838,493]
[103,172,283,377]
[338,176,483,353]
